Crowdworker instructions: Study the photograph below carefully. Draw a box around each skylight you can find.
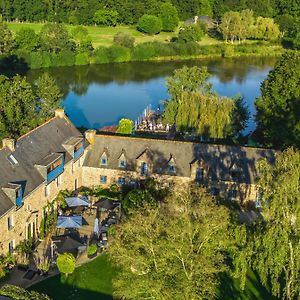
[7,154,18,166]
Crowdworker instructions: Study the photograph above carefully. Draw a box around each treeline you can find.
[0,21,283,71]
[0,0,298,24]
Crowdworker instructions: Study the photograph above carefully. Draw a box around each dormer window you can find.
[118,150,127,168]
[169,164,176,174]
[100,149,108,167]
[74,140,84,160]
[2,183,23,207]
[141,162,148,176]
[101,158,107,166]
[228,189,237,201]
[119,159,126,168]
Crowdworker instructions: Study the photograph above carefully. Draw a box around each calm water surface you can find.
[26,57,278,134]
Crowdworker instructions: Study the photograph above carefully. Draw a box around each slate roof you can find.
[84,134,275,184]
[0,116,82,217]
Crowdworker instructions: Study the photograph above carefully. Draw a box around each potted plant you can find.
[87,244,97,259]
[38,260,50,276]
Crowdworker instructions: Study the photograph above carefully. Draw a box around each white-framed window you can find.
[169,164,176,174]
[56,174,62,187]
[228,189,237,200]
[45,185,50,197]
[101,157,107,166]
[75,179,78,190]
[7,215,14,231]
[8,240,15,254]
[141,162,148,176]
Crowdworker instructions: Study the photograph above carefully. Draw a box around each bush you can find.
[93,9,119,26]
[113,32,135,48]
[132,42,157,60]
[107,45,131,63]
[94,47,110,64]
[178,25,204,43]
[56,253,76,277]
[137,14,162,35]
[75,52,90,65]
[87,244,97,256]
[116,118,134,134]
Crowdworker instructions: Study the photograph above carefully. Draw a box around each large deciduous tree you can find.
[255,51,300,148]
[15,28,40,52]
[234,148,300,300]
[137,14,162,35]
[35,73,63,119]
[0,75,37,139]
[159,3,179,32]
[40,23,71,53]
[109,187,231,299]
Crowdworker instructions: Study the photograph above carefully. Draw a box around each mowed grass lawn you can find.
[30,254,116,300]
[30,253,276,300]
[7,22,221,48]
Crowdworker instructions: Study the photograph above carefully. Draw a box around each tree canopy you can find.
[109,187,231,299]
[234,148,300,300]
[56,253,76,277]
[159,3,179,32]
[255,51,300,148]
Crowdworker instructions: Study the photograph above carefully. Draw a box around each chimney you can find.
[2,138,15,151]
[85,130,96,145]
[55,109,65,118]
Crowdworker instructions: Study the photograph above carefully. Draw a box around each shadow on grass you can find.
[29,254,116,300]
[218,270,278,300]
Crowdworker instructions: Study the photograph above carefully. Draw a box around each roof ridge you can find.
[94,134,273,152]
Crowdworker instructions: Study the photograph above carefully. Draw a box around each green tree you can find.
[116,118,133,134]
[56,253,76,277]
[159,3,179,32]
[166,66,212,100]
[255,51,300,148]
[178,24,204,43]
[15,28,39,52]
[0,21,14,54]
[254,17,280,41]
[35,73,63,119]
[113,32,135,48]
[137,14,162,35]
[93,9,119,26]
[109,187,231,299]
[40,23,71,53]
[122,189,156,214]
[71,26,93,52]
[234,148,300,300]
[0,75,37,140]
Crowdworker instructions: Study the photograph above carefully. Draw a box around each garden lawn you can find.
[30,254,116,300]
[7,22,221,48]
[30,252,277,300]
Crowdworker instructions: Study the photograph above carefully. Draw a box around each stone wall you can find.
[0,154,85,256]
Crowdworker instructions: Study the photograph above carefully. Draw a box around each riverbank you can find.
[1,42,283,71]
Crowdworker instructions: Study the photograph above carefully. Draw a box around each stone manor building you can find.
[0,110,274,256]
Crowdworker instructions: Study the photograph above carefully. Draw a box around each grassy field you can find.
[30,253,277,300]
[7,22,221,48]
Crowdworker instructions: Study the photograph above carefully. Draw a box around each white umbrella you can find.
[57,216,83,229]
[65,196,89,208]
[93,218,100,237]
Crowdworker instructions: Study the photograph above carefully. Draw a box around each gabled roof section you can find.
[35,153,63,167]
[0,116,82,217]
[84,134,276,183]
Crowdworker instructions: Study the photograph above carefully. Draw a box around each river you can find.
[25,56,278,134]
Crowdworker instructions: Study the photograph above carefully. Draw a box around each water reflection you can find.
[25,56,277,133]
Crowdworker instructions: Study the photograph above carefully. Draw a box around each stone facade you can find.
[0,155,85,256]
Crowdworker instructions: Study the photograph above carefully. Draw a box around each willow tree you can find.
[109,187,231,299]
[165,91,235,138]
[163,66,248,138]
[234,148,300,300]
